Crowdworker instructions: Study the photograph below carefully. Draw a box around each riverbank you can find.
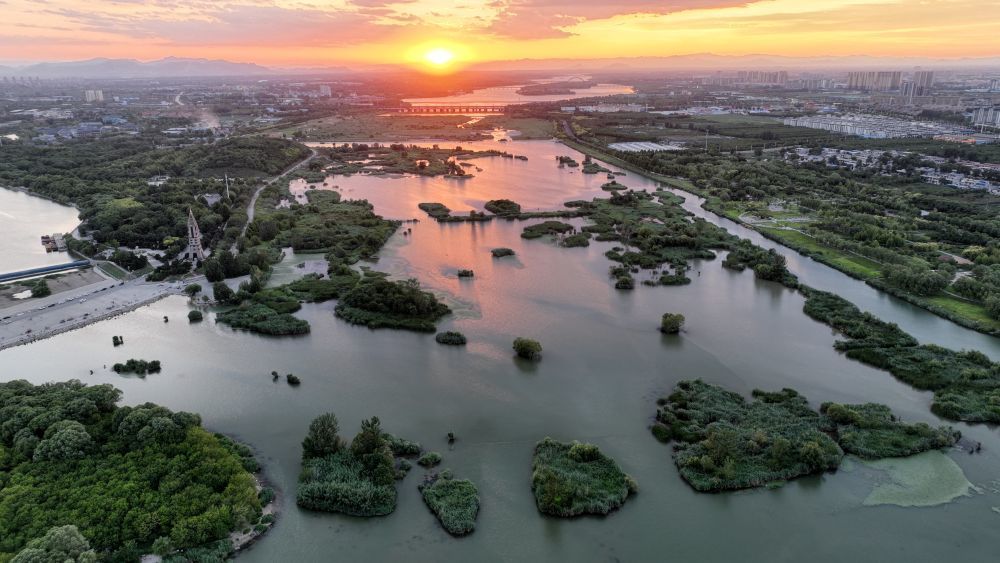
[556,136,1000,339]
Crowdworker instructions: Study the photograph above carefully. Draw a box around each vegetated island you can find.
[418,202,491,223]
[419,471,480,536]
[531,438,637,517]
[296,413,419,517]
[334,273,451,332]
[0,380,272,561]
[111,358,162,375]
[800,288,1000,423]
[652,379,958,492]
[435,331,467,345]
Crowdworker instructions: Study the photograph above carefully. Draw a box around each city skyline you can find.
[3,0,999,67]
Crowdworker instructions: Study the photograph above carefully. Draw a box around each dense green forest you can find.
[652,380,958,492]
[0,136,310,254]
[0,380,265,561]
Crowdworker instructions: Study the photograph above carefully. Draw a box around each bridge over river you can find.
[387,105,506,115]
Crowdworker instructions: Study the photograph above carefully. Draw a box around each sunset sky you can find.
[2,0,999,67]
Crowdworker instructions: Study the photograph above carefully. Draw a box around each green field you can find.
[926,295,1000,331]
[756,227,884,280]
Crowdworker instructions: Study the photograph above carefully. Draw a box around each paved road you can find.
[0,275,206,351]
[234,148,317,252]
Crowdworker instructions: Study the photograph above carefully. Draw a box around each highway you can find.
[0,274,206,350]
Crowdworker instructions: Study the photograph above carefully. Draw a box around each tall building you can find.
[971,107,1000,128]
[847,71,902,91]
[319,84,332,97]
[181,208,207,262]
[736,71,788,86]
[84,89,104,102]
[913,70,934,96]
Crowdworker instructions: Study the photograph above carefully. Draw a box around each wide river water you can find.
[0,188,79,273]
[1,139,999,562]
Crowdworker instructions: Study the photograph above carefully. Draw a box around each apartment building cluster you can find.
[783,113,972,139]
[786,147,1000,194]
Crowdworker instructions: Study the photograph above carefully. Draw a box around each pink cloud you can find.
[487,0,753,38]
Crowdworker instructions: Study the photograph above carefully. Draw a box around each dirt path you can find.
[234,149,317,252]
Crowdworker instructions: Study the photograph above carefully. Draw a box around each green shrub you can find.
[513,337,542,360]
[112,359,162,375]
[660,313,685,334]
[418,452,442,467]
[435,331,467,345]
[187,310,204,322]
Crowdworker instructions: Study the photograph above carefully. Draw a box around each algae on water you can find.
[861,451,973,508]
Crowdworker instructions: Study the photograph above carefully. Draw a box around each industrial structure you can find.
[180,208,207,262]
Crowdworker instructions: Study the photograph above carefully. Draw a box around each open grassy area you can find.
[756,227,884,280]
[926,295,1000,331]
[96,261,130,281]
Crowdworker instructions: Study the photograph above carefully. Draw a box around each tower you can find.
[181,208,207,262]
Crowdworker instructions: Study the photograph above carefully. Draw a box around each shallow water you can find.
[0,188,80,273]
[2,140,999,562]
[403,83,634,107]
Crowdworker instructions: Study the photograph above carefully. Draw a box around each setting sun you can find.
[424,48,454,66]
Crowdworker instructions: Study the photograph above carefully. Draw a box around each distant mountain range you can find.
[3,53,999,79]
[1,57,274,78]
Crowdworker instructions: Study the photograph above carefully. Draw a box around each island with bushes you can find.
[651,379,958,492]
[335,274,451,332]
[111,358,162,375]
[296,413,418,517]
[0,380,271,561]
[521,221,575,240]
[531,438,637,517]
[419,471,480,536]
[435,331,467,345]
[513,337,543,360]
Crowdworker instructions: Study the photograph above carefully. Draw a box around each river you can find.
[0,188,80,273]
[403,83,634,107]
[1,140,998,562]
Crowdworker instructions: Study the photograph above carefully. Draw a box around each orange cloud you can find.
[0,0,997,66]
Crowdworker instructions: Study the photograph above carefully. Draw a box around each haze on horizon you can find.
[3,0,999,69]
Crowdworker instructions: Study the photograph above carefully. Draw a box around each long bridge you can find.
[0,260,91,284]
[388,105,507,115]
